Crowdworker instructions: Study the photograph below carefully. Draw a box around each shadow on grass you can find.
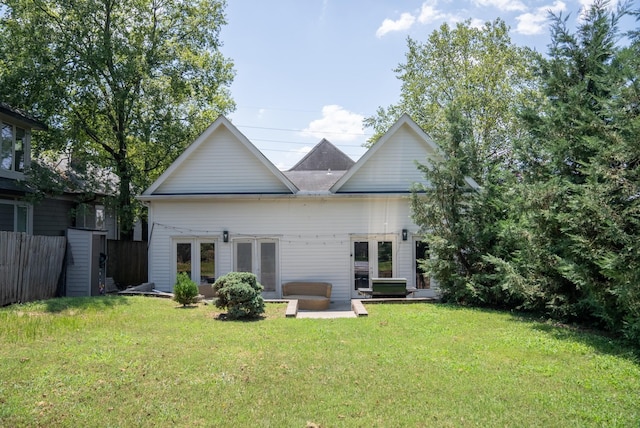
[214,313,266,322]
[508,312,639,363]
[429,302,639,363]
[44,295,130,313]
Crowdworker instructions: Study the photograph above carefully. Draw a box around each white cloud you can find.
[301,105,364,142]
[547,0,568,14]
[515,12,548,35]
[577,0,618,21]
[468,18,485,29]
[417,1,446,24]
[376,12,416,38]
[377,1,484,38]
[515,1,566,35]
[473,0,527,12]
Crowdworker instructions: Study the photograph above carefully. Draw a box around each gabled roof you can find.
[330,113,479,193]
[288,139,355,171]
[140,113,479,200]
[0,177,30,195]
[142,115,299,196]
[283,138,353,192]
[330,114,438,193]
[0,103,47,130]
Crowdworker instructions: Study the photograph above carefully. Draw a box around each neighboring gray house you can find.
[0,103,117,237]
[140,114,478,300]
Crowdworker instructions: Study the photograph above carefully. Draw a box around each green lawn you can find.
[1,297,638,427]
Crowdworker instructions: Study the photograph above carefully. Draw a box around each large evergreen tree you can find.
[0,0,235,238]
[371,19,539,305]
[510,0,640,342]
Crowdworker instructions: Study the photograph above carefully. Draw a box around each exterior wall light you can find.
[223,230,229,242]
[402,229,408,241]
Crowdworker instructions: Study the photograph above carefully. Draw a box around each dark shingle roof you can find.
[288,139,355,172]
[0,177,31,195]
[0,103,47,130]
[283,139,355,192]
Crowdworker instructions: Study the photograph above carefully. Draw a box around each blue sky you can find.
[220,0,632,170]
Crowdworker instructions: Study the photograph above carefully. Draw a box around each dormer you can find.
[0,103,46,180]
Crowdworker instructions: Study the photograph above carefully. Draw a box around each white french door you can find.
[174,239,217,285]
[351,236,395,297]
[234,238,278,296]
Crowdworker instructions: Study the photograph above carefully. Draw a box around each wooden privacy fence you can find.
[107,240,148,288]
[0,231,66,306]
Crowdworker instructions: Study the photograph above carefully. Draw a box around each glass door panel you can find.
[200,242,215,284]
[352,238,395,296]
[260,242,276,292]
[236,242,253,272]
[377,241,393,278]
[234,239,278,294]
[415,240,430,289]
[176,242,192,278]
[353,241,369,290]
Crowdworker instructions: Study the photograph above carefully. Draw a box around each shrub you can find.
[213,272,265,319]
[173,273,199,306]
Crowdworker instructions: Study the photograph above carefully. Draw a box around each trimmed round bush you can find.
[213,272,265,319]
[173,272,199,306]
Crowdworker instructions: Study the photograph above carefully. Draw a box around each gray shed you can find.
[65,228,107,296]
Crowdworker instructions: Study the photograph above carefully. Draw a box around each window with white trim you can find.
[1,122,27,173]
[174,238,217,285]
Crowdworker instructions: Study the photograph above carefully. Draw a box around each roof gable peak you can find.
[142,115,298,196]
[288,138,355,172]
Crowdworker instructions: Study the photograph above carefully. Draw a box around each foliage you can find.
[173,273,199,307]
[392,19,537,307]
[0,0,235,238]
[364,18,540,182]
[213,272,265,319]
[411,108,528,307]
[394,0,640,347]
[508,0,640,343]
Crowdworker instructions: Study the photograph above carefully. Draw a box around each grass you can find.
[0,296,638,427]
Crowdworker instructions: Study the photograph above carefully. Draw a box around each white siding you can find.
[146,197,439,300]
[155,127,291,194]
[339,124,433,193]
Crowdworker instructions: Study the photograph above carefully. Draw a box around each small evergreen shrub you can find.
[173,272,199,306]
[213,272,265,319]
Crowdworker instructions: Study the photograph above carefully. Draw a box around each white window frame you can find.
[413,237,431,290]
[172,237,218,286]
[0,122,30,178]
[350,234,397,297]
[95,205,105,230]
[232,238,279,294]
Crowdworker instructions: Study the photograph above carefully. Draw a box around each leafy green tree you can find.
[374,19,539,304]
[365,18,539,182]
[0,0,235,238]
